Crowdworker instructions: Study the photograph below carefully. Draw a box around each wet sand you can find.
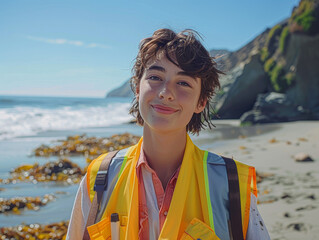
[205,121,319,240]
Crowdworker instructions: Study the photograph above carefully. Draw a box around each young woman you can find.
[66,29,270,240]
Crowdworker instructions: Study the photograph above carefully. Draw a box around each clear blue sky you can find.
[0,0,299,97]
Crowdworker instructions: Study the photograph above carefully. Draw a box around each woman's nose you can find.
[158,82,174,101]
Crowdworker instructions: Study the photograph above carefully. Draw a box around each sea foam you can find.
[0,102,132,140]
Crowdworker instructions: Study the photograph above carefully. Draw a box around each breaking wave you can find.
[0,102,132,140]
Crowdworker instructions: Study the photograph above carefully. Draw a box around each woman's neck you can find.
[142,126,187,189]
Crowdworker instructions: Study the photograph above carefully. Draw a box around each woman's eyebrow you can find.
[147,65,197,81]
[147,65,165,72]
[177,71,196,80]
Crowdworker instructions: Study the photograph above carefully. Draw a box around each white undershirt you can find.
[142,164,160,239]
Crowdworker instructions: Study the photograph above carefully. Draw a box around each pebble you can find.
[256,171,274,183]
[293,153,314,162]
[287,223,306,231]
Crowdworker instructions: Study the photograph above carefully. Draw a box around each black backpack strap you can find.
[82,150,119,240]
[222,156,244,240]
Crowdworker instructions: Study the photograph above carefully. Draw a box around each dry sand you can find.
[208,121,319,240]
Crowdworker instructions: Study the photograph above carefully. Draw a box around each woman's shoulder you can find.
[197,146,255,170]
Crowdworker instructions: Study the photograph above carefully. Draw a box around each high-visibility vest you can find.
[86,135,257,240]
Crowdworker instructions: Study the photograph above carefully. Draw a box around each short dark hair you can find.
[129,28,222,134]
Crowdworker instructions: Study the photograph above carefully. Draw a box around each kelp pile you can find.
[0,221,68,240]
[0,158,83,184]
[256,171,274,184]
[33,133,140,158]
[0,194,55,214]
[0,133,140,185]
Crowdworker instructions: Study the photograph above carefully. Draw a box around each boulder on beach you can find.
[240,92,313,123]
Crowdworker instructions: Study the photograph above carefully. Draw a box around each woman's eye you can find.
[148,75,161,81]
[178,81,191,87]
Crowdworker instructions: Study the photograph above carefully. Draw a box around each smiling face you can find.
[136,55,206,134]
[129,29,222,134]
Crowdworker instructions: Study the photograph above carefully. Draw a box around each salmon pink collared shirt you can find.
[136,149,181,240]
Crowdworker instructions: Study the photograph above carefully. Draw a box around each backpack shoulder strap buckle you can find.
[94,170,108,192]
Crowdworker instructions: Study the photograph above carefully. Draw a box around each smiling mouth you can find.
[152,104,178,114]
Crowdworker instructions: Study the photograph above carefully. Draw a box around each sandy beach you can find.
[206,121,319,240]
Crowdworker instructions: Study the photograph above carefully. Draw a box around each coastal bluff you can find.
[106,79,134,98]
[214,0,319,124]
[106,0,319,124]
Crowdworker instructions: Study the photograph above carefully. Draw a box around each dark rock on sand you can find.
[240,92,312,123]
[287,223,307,231]
[293,152,314,162]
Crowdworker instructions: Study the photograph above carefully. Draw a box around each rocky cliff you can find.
[106,0,319,124]
[214,0,319,123]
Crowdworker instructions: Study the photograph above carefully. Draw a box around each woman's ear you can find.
[135,84,140,100]
[195,99,207,114]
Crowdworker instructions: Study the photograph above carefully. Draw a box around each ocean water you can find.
[0,95,135,141]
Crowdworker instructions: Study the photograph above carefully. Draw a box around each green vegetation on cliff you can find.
[267,25,283,46]
[260,47,269,62]
[270,64,285,92]
[279,26,290,53]
[283,72,296,86]
[261,25,284,62]
[268,62,296,93]
[258,0,318,93]
[264,58,275,72]
[290,0,319,35]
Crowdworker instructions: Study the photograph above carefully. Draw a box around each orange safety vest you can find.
[86,135,257,240]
